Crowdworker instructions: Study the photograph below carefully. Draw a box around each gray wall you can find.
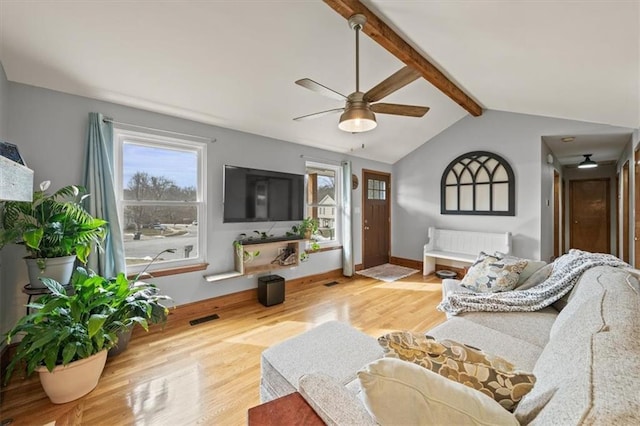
[391,110,633,262]
[1,81,391,333]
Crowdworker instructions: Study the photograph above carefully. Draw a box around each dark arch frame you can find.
[440,151,515,216]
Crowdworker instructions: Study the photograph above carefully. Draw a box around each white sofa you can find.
[260,265,640,425]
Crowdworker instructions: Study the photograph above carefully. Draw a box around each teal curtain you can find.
[83,112,125,277]
[341,161,353,276]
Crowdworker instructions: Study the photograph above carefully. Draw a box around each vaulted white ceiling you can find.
[0,1,638,164]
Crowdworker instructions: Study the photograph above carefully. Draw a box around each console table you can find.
[247,392,323,426]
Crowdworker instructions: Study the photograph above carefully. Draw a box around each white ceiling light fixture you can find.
[561,136,576,143]
[578,154,598,169]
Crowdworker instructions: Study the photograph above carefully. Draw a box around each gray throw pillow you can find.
[516,263,554,290]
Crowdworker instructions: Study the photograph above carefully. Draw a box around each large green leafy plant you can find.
[4,267,172,383]
[0,181,107,265]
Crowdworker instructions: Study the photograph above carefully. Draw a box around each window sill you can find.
[128,262,208,279]
[307,245,342,254]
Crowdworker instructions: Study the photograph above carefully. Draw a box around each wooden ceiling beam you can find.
[323,0,483,117]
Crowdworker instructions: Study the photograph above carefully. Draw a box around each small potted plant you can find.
[0,181,107,287]
[3,267,171,404]
[292,217,319,239]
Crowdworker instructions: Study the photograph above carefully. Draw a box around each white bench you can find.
[423,227,512,275]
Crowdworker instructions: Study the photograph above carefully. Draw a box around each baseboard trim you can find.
[142,268,348,333]
[389,256,423,270]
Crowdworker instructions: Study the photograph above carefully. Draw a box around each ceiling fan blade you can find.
[295,78,347,102]
[364,66,422,102]
[370,103,430,117]
[293,108,345,121]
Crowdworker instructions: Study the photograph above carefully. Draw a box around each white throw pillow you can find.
[358,358,519,426]
[460,252,528,293]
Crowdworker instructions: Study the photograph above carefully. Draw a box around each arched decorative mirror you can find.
[441,151,515,216]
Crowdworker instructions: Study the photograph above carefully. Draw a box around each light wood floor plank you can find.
[1,273,444,425]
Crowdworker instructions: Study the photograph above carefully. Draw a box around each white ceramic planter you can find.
[25,255,76,288]
[35,350,108,404]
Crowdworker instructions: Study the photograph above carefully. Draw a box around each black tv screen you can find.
[223,165,304,223]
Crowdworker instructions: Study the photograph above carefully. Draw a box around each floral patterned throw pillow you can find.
[460,252,528,293]
[378,331,536,412]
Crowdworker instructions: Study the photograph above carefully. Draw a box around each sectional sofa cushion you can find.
[428,317,542,371]
[514,266,640,425]
[457,307,558,349]
[461,252,528,293]
[378,331,535,411]
[357,358,519,426]
[260,321,383,402]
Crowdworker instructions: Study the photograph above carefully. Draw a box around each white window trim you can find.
[114,128,207,273]
[305,161,341,247]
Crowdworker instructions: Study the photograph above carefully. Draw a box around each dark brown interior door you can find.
[362,170,390,269]
[570,179,610,254]
[623,161,630,262]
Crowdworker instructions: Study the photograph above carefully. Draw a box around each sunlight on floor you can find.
[374,281,442,292]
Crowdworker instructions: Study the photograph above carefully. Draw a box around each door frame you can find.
[361,169,391,269]
[622,161,630,262]
[553,169,562,259]
[635,148,640,267]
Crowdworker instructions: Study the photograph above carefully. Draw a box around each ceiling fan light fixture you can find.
[578,154,598,169]
[338,107,377,132]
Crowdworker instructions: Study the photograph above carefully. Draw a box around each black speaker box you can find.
[258,275,285,307]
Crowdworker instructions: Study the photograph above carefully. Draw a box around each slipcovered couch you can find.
[260,264,640,424]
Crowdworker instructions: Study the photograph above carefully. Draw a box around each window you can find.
[367,178,387,200]
[306,162,341,244]
[114,129,207,273]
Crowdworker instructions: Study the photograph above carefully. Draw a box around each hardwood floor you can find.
[1,272,445,425]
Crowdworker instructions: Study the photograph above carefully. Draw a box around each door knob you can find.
[364,226,370,230]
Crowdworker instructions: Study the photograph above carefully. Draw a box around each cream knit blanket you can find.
[438,249,629,315]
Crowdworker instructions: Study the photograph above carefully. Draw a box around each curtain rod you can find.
[299,154,346,165]
[103,117,216,143]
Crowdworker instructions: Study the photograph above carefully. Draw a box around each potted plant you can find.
[108,249,175,357]
[3,267,171,404]
[0,180,107,287]
[292,217,319,239]
[234,235,261,263]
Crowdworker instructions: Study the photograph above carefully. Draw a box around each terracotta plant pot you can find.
[25,255,76,288]
[35,350,108,404]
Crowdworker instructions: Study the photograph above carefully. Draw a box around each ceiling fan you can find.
[293,14,430,133]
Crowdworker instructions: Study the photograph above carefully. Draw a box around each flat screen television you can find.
[223,165,304,223]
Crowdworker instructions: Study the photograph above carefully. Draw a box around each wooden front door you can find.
[570,179,610,253]
[362,170,390,269]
